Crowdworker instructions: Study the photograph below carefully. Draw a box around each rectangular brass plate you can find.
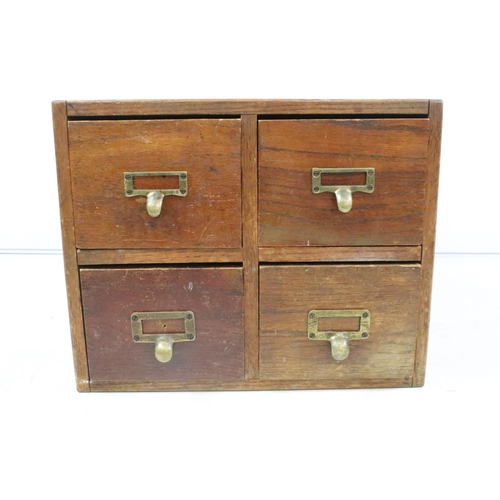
[124,171,188,197]
[311,168,375,194]
[308,309,370,341]
[131,311,196,344]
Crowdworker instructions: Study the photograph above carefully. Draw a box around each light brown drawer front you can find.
[259,119,429,246]
[80,267,244,383]
[69,119,241,249]
[259,264,421,383]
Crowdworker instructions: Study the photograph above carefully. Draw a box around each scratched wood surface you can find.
[259,119,430,246]
[80,267,244,382]
[90,377,412,391]
[67,99,429,117]
[259,265,421,381]
[52,101,90,391]
[69,119,241,249]
[259,246,421,262]
[241,115,259,379]
[414,101,443,386]
[53,99,441,392]
[77,248,243,265]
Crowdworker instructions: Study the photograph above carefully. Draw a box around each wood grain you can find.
[90,377,412,392]
[77,248,243,265]
[53,98,441,392]
[259,265,422,381]
[413,101,443,386]
[259,246,421,262]
[258,119,430,247]
[68,119,242,249]
[242,115,259,379]
[80,267,244,382]
[67,99,429,117]
[52,101,90,392]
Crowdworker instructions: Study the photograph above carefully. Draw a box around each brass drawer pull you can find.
[124,171,188,217]
[131,311,196,363]
[311,168,375,213]
[308,309,370,361]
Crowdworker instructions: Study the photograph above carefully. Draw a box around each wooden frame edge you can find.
[52,101,90,392]
[77,248,244,266]
[90,377,413,392]
[259,246,422,262]
[66,99,430,117]
[413,100,442,386]
[242,115,259,379]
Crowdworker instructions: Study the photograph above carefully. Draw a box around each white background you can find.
[1,1,499,499]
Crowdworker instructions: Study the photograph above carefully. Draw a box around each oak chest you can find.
[53,99,442,392]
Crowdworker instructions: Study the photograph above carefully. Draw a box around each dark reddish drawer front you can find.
[80,267,244,383]
[258,119,429,247]
[259,264,421,383]
[69,119,242,249]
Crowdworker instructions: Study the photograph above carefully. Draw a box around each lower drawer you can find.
[259,264,421,383]
[80,267,244,383]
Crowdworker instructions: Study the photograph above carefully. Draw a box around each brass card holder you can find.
[131,311,196,363]
[308,309,370,361]
[311,168,375,213]
[124,171,188,217]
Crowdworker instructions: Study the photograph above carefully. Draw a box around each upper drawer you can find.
[68,119,242,249]
[258,119,430,247]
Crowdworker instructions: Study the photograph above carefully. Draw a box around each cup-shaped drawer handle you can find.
[131,311,196,363]
[124,171,188,218]
[311,168,375,213]
[308,309,370,361]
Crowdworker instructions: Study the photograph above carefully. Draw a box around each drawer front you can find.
[80,267,244,382]
[69,119,241,249]
[259,264,421,382]
[259,119,429,246]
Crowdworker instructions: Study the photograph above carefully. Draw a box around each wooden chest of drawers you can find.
[53,99,442,392]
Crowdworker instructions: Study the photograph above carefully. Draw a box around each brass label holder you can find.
[124,171,188,218]
[311,168,375,213]
[131,311,196,363]
[308,309,370,361]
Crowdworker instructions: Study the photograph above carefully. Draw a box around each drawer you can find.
[258,119,429,246]
[80,267,244,383]
[69,119,242,249]
[259,264,421,382]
